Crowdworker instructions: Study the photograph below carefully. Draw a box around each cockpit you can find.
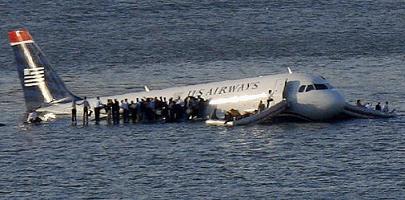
[285,74,345,120]
[298,83,334,93]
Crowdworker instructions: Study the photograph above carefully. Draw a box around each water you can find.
[1,0,405,199]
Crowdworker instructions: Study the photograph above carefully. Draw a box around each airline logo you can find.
[187,81,260,97]
[24,67,45,87]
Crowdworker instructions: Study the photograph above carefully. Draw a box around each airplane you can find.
[8,29,393,123]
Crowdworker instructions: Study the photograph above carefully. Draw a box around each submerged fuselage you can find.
[39,73,346,121]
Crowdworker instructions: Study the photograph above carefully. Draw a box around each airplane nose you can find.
[323,90,345,117]
[292,89,347,120]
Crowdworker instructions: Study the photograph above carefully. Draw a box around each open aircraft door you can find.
[272,79,288,103]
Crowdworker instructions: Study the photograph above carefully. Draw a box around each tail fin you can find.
[8,29,80,111]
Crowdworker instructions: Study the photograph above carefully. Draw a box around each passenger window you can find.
[306,85,314,92]
[298,85,306,93]
[314,84,328,90]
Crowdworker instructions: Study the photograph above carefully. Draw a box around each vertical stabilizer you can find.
[9,29,80,111]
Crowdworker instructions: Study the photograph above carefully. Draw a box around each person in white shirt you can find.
[95,96,103,108]
[78,97,91,125]
[121,99,129,123]
[27,110,41,123]
[94,97,104,124]
[365,103,372,109]
[382,101,389,113]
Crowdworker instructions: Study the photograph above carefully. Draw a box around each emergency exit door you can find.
[273,79,287,103]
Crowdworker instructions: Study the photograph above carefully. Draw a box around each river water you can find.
[0,0,404,199]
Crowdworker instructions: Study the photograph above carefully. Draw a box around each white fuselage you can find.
[38,73,346,121]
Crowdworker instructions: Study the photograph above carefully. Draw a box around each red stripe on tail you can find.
[8,29,33,44]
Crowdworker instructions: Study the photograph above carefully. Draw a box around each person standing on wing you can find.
[267,90,274,108]
[258,100,266,112]
[382,101,389,112]
[94,97,104,124]
[27,110,41,124]
[375,102,382,111]
[123,99,130,123]
[71,100,77,125]
[77,97,91,125]
[112,99,120,124]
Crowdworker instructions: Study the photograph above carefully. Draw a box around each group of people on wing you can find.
[71,95,209,125]
[356,99,391,112]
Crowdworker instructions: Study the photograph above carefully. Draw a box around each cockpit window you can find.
[299,83,333,93]
[298,85,306,93]
[325,83,334,89]
[314,84,328,90]
[306,85,315,92]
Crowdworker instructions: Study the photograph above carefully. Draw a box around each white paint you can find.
[20,42,53,102]
[37,73,346,121]
[10,40,34,46]
[209,93,267,105]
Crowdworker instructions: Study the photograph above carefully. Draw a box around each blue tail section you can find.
[9,29,80,111]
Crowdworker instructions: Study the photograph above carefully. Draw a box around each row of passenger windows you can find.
[298,83,332,93]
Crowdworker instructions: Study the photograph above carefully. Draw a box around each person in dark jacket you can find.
[106,99,113,124]
[375,102,382,111]
[129,100,137,123]
[112,99,120,124]
[122,99,129,123]
[71,100,77,125]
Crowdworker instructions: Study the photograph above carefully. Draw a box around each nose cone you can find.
[320,90,346,119]
[294,89,346,121]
